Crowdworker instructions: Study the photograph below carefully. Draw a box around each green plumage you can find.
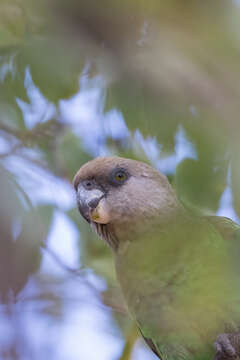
[115,214,240,360]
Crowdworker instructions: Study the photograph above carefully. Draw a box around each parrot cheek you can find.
[90,198,111,224]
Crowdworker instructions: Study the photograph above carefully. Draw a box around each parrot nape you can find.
[73,156,240,360]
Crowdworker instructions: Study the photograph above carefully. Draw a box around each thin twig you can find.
[41,242,86,276]
[119,325,139,360]
[40,243,128,314]
[0,143,22,159]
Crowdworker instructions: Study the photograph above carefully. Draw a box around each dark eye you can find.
[111,169,129,185]
[82,179,95,190]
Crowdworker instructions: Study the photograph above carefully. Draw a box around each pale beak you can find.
[76,185,109,224]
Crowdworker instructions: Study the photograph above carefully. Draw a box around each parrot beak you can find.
[76,185,110,224]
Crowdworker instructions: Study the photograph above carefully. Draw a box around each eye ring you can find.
[111,168,129,185]
[82,179,95,190]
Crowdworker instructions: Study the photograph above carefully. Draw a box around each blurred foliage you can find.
[0,0,240,359]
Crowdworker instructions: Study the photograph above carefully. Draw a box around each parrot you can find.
[73,156,240,360]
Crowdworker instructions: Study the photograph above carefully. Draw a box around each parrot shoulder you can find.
[204,215,240,242]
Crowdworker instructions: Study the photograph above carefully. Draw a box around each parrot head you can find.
[73,156,180,250]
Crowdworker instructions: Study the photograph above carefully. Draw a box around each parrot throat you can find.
[91,199,184,252]
[91,222,119,251]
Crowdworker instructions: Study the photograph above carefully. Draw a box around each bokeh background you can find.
[1,1,240,359]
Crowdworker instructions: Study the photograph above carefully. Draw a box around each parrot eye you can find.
[111,168,129,186]
[82,179,95,190]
